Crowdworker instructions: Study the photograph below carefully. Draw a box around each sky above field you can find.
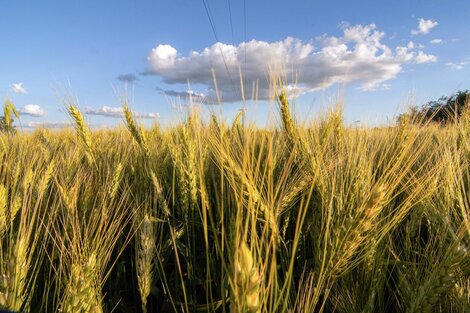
[1,0,470,128]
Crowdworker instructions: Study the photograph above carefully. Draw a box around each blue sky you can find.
[1,0,470,128]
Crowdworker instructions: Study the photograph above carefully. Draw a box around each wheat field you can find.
[0,93,469,313]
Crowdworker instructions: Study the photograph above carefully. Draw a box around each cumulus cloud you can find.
[144,24,437,100]
[117,73,139,83]
[85,106,159,119]
[411,18,438,35]
[430,39,443,44]
[414,51,437,64]
[11,83,27,94]
[18,104,45,117]
[26,121,71,129]
[446,61,469,70]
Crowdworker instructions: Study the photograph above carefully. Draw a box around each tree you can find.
[398,90,470,125]
[0,116,7,130]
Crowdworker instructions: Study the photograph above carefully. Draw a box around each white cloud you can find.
[18,104,45,117]
[145,24,437,100]
[11,83,27,94]
[446,61,469,70]
[148,45,178,69]
[411,18,438,35]
[26,121,71,129]
[430,39,443,44]
[414,51,437,64]
[85,106,159,119]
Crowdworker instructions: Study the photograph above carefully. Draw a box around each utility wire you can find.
[201,0,237,101]
[227,0,235,46]
[243,0,247,76]
[242,0,247,127]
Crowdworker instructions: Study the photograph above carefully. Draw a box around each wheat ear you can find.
[330,185,385,275]
[409,243,468,313]
[123,103,150,157]
[235,242,261,312]
[0,237,29,310]
[0,185,21,236]
[278,92,297,149]
[109,163,123,199]
[136,213,156,313]
[68,105,94,164]
[218,147,278,239]
[61,253,103,313]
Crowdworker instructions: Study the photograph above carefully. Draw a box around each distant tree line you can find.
[398,90,470,125]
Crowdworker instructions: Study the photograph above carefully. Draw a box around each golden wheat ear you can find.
[67,104,94,164]
[235,242,261,312]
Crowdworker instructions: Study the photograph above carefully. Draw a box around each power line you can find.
[202,0,218,41]
[242,0,247,127]
[201,0,237,102]
[243,0,247,76]
[227,0,235,46]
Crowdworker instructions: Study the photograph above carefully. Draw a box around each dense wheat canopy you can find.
[0,94,469,313]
